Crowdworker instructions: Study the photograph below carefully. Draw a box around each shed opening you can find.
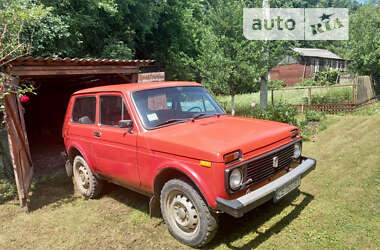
[23,74,138,176]
[2,56,154,206]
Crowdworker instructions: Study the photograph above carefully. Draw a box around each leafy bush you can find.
[296,79,322,87]
[0,180,16,204]
[305,110,324,122]
[313,70,341,85]
[0,129,16,203]
[236,102,298,125]
[304,88,352,104]
[296,70,341,87]
[268,80,286,90]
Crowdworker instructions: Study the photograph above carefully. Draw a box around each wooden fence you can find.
[271,76,377,114]
[292,103,356,114]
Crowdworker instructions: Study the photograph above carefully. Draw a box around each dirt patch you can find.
[30,141,66,176]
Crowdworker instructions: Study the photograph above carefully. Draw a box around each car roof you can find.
[73,81,203,95]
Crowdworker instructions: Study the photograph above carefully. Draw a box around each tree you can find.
[0,0,49,66]
[0,0,48,195]
[31,0,161,59]
[187,0,263,115]
[187,0,292,114]
[346,5,380,81]
[142,0,204,80]
[1,0,47,115]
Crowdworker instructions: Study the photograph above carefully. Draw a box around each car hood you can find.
[139,115,297,162]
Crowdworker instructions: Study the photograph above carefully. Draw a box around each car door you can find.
[68,95,99,168]
[92,93,140,188]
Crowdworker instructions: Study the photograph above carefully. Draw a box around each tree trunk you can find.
[260,74,268,110]
[231,95,235,116]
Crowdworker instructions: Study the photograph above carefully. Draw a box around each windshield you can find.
[132,86,225,129]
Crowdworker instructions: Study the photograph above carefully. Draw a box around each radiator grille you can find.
[246,144,295,185]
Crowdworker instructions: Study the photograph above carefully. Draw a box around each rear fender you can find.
[66,142,96,173]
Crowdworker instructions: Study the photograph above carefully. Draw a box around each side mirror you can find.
[119,120,133,133]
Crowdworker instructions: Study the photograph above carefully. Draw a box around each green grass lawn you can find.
[216,86,353,112]
[1,109,379,249]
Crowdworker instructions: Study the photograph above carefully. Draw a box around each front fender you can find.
[153,159,218,209]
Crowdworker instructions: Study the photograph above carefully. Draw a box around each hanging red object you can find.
[20,95,30,103]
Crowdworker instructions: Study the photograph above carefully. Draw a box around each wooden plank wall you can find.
[4,93,33,208]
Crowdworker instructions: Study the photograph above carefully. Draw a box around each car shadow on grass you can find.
[102,182,151,214]
[28,174,77,212]
[207,190,314,249]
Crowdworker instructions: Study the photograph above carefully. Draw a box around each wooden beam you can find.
[11,65,139,76]
[117,73,131,82]
[130,73,138,83]
[302,62,306,79]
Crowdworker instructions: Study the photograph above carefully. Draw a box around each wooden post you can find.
[271,89,274,105]
[302,61,306,79]
[308,87,312,106]
[130,73,138,83]
[353,84,357,104]
[3,76,34,210]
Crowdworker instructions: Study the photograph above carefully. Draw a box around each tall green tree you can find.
[346,5,380,81]
[142,0,204,80]
[187,0,292,114]
[0,0,49,65]
[30,0,160,59]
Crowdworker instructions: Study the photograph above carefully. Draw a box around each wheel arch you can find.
[153,167,212,209]
[68,146,82,164]
[67,144,96,173]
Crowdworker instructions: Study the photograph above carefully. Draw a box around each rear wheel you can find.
[160,179,218,248]
[73,155,102,199]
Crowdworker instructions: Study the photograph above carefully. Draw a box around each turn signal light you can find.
[200,160,212,167]
[224,150,241,164]
[291,129,299,138]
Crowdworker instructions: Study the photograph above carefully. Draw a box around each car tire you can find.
[160,179,218,248]
[73,155,103,199]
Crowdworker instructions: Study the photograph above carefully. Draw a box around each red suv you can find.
[62,81,316,247]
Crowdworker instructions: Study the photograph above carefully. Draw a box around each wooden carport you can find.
[1,57,154,209]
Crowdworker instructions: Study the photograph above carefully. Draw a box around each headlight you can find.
[293,142,302,159]
[229,168,243,190]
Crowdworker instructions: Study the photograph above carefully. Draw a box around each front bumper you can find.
[216,157,316,218]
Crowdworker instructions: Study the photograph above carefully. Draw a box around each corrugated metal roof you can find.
[293,48,343,60]
[7,56,154,66]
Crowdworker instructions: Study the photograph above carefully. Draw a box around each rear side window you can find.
[100,95,130,126]
[71,96,96,125]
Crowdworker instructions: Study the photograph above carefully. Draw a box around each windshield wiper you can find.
[154,119,187,127]
[191,113,223,120]
[191,113,207,120]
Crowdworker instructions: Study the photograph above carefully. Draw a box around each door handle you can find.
[94,131,101,137]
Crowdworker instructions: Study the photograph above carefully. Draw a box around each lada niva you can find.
[62,81,316,247]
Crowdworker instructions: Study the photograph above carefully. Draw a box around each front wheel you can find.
[160,179,218,248]
[73,155,103,199]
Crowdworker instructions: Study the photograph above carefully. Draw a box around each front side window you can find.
[100,95,130,126]
[132,86,225,129]
[71,96,96,125]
